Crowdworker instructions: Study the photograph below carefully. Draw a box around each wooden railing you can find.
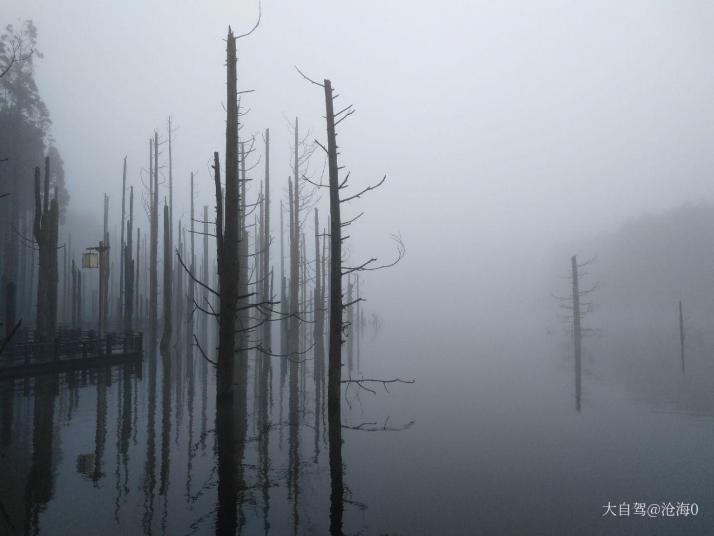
[0,328,143,368]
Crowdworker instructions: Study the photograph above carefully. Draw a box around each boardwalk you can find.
[0,329,143,380]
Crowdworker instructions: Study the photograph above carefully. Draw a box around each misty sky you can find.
[4,0,714,329]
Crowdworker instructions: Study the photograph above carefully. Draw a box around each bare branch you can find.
[295,66,325,88]
[340,175,387,203]
[235,1,262,40]
[193,334,218,367]
[177,250,220,297]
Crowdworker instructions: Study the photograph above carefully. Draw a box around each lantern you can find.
[82,251,99,269]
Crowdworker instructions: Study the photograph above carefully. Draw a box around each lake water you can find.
[1,323,713,535]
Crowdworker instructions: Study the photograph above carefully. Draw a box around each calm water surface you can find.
[1,325,712,535]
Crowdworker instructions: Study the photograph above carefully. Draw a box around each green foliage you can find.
[0,20,64,221]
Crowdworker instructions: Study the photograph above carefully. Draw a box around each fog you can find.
[6,1,714,324]
[2,1,714,535]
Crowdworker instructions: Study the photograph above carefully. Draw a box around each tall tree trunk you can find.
[188,174,196,351]
[237,142,249,345]
[135,228,141,329]
[150,136,159,339]
[33,158,59,344]
[124,187,134,332]
[280,200,287,388]
[571,255,581,413]
[102,194,110,333]
[215,28,241,535]
[119,156,127,325]
[202,205,209,346]
[324,79,344,536]
[355,274,360,371]
[347,276,353,375]
[262,128,272,356]
[216,27,239,405]
[313,208,325,461]
[679,300,685,375]
[288,119,300,358]
[161,203,172,351]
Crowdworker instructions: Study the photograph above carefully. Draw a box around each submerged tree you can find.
[295,70,406,535]
[554,255,598,412]
[33,157,59,343]
[123,186,134,332]
[149,134,159,338]
[160,201,172,351]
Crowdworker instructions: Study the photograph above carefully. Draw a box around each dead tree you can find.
[33,158,59,343]
[261,128,272,356]
[288,120,301,360]
[346,276,354,374]
[174,222,184,348]
[355,274,361,370]
[102,194,110,332]
[188,174,196,352]
[3,281,16,340]
[237,141,249,355]
[280,200,287,386]
[215,27,240,404]
[71,260,79,328]
[202,205,209,346]
[313,207,325,458]
[571,256,581,371]
[554,255,598,412]
[160,201,172,351]
[294,72,406,535]
[135,228,141,328]
[149,135,159,338]
[119,156,127,324]
[679,300,685,375]
[123,186,134,332]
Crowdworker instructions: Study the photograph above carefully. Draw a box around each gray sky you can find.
[5,0,714,327]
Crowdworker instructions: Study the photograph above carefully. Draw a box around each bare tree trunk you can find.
[33,158,60,343]
[288,119,300,359]
[61,234,67,321]
[102,193,110,333]
[347,276,353,375]
[288,177,299,436]
[124,186,134,332]
[168,118,174,257]
[237,142,249,341]
[188,174,196,351]
[571,255,581,413]
[262,128,272,355]
[71,260,77,328]
[161,203,172,351]
[216,29,240,404]
[150,135,159,339]
[324,78,344,536]
[679,300,685,375]
[135,228,141,329]
[313,208,325,461]
[4,281,15,340]
[355,274,360,372]
[119,156,127,325]
[280,200,287,389]
[202,205,209,346]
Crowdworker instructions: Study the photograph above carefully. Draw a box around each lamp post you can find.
[84,241,109,337]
